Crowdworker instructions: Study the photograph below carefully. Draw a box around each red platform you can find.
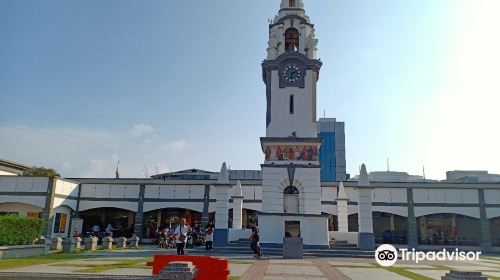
[147,255,230,280]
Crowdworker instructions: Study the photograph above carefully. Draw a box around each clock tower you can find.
[258,0,329,248]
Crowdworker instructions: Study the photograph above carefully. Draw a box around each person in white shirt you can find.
[175,218,192,255]
[205,226,214,252]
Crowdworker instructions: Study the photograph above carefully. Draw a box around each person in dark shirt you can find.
[248,221,262,259]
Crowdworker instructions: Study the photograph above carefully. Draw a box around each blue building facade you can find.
[318,131,337,181]
[317,118,347,182]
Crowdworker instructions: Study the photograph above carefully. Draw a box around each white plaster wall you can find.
[266,69,317,138]
[372,206,408,217]
[242,203,262,212]
[229,228,252,242]
[261,166,321,215]
[259,215,329,246]
[0,171,17,176]
[414,207,480,219]
[145,185,204,200]
[143,202,203,213]
[344,187,358,203]
[373,188,407,203]
[484,189,500,204]
[330,231,358,245]
[80,184,139,199]
[79,201,138,212]
[53,197,77,211]
[0,202,43,216]
[54,179,78,197]
[413,188,479,204]
[321,187,337,202]
[0,176,49,192]
[51,205,72,239]
[486,208,500,219]
[0,195,46,208]
[321,204,337,215]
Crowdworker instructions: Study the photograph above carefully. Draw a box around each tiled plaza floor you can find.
[0,248,498,279]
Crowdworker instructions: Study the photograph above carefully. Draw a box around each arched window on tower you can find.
[289,0,296,7]
[283,185,299,214]
[285,28,299,52]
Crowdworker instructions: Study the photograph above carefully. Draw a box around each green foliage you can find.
[23,166,60,177]
[0,216,43,246]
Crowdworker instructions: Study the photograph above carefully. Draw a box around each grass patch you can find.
[229,261,254,264]
[71,258,152,273]
[373,263,433,280]
[229,277,240,280]
[0,251,92,270]
[484,275,500,280]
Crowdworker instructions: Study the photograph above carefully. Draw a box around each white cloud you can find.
[165,139,188,152]
[130,123,154,137]
[0,124,188,178]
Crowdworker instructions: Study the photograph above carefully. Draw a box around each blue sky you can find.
[1,0,499,179]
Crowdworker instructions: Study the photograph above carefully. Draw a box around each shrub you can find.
[0,216,43,246]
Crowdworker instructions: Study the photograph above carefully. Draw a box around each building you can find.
[0,158,31,176]
[447,170,500,183]
[317,118,347,182]
[0,0,499,252]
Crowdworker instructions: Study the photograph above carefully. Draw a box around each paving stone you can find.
[2,264,81,274]
[229,263,252,277]
[269,260,313,265]
[392,264,435,269]
[99,268,152,276]
[329,262,373,268]
[336,267,409,280]
[266,265,323,276]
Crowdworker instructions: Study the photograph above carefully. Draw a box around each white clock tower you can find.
[258,0,329,249]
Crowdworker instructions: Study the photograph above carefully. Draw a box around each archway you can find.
[285,28,300,51]
[79,207,135,238]
[417,213,480,246]
[143,208,202,238]
[0,202,43,218]
[373,212,408,244]
[490,217,500,246]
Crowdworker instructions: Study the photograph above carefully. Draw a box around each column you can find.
[214,163,231,246]
[41,177,57,238]
[407,188,418,249]
[232,180,244,229]
[201,185,210,229]
[133,184,145,238]
[357,164,375,250]
[478,189,492,252]
[336,181,349,233]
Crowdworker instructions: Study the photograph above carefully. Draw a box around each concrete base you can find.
[213,228,229,246]
[258,213,329,248]
[0,245,48,259]
[283,237,303,259]
[358,232,375,251]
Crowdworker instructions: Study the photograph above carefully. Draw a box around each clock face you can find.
[282,64,302,83]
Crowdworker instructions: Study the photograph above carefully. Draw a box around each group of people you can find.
[169,219,262,259]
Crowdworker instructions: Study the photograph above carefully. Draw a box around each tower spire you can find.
[280,0,304,9]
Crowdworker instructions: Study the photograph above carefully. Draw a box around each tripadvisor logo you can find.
[375,244,482,267]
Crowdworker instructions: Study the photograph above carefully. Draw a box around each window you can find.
[27,212,40,219]
[285,28,299,51]
[53,213,67,233]
[289,0,296,7]
[289,95,294,114]
[283,185,299,214]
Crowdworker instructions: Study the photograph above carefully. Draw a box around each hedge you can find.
[0,216,43,246]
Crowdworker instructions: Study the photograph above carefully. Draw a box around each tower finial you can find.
[280,0,304,9]
[115,160,120,179]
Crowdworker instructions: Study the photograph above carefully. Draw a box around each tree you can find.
[23,166,60,177]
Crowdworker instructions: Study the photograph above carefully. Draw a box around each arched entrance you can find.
[490,216,500,246]
[79,207,135,237]
[373,212,408,244]
[417,213,480,246]
[143,208,202,238]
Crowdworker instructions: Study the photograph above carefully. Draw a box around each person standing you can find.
[106,224,114,237]
[205,226,214,252]
[248,221,262,259]
[175,218,191,255]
